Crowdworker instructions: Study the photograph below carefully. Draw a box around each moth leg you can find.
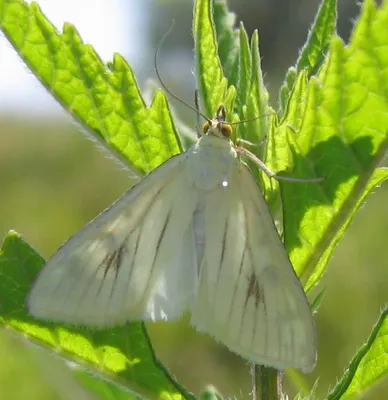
[235,146,324,183]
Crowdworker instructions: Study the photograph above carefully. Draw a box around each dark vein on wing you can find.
[46,229,93,306]
[51,162,184,317]
[60,242,106,310]
[289,295,295,365]
[244,270,262,309]
[250,279,260,354]
[244,256,262,350]
[263,278,268,357]
[88,238,126,300]
[259,280,268,358]
[52,255,84,309]
[118,227,142,313]
[244,168,296,364]
[236,173,252,343]
[141,208,173,304]
[214,218,228,307]
[227,242,246,331]
[220,219,228,267]
[236,171,255,343]
[77,244,119,307]
[113,181,175,314]
[278,309,283,363]
[104,241,127,300]
[237,169,266,349]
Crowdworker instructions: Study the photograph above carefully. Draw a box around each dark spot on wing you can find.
[245,271,262,309]
[93,241,128,298]
[101,242,127,278]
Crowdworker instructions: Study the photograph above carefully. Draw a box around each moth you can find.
[28,105,317,373]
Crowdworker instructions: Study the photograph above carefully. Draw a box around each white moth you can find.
[28,106,317,373]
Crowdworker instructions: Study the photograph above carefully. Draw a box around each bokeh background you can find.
[1,0,387,399]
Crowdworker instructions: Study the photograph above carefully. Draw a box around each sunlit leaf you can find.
[0,0,181,176]
[326,306,388,399]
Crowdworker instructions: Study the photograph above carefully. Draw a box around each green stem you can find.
[251,365,280,400]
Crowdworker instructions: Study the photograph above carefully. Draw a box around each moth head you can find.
[202,105,233,139]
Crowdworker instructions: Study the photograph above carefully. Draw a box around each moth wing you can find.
[191,163,316,372]
[28,153,199,325]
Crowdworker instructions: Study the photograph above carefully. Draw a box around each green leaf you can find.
[241,30,270,154]
[233,29,274,200]
[212,0,239,88]
[2,1,388,399]
[0,231,194,400]
[0,0,181,176]
[194,0,234,116]
[326,306,388,400]
[304,168,388,290]
[269,0,388,289]
[235,22,251,111]
[310,288,325,313]
[294,379,319,400]
[279,0,337,115]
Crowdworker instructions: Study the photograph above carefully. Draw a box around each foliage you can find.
[0,0,387,398]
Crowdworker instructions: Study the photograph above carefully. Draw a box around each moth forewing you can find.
[241,165,316,371]
[191,153,316,373]
[28,153,196,324]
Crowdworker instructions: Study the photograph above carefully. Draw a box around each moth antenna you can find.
[154,21,210,122]
[228,112,276,126]
[194,89,202,138]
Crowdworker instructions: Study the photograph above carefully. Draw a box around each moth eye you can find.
[220,123,232,138]
[202,121,211,134]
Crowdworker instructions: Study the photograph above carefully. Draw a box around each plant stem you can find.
[251,365,281,400]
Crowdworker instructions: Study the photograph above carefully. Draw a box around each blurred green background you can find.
[0,0,387,399]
